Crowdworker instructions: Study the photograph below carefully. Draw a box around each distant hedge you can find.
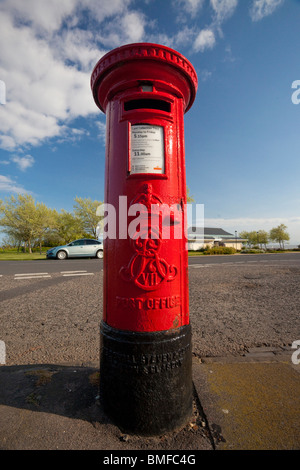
[203,246,237,255]
[240,248,265,254]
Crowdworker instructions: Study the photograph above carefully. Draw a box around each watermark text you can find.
[96,198,204,241]
[291,340,300,365]
[291,80,300,105]
[0,341,6,365]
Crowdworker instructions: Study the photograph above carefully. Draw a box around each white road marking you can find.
[60,270,87,274]
[62,272,94,277]
[190,262,273,268]
[190,264,212,268]
[15,272,49,276]
[14,273,51,279]
[10,270,95,279]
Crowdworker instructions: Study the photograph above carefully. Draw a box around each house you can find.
[187,227,247,251]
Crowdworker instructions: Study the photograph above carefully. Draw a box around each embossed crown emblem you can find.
[120,184,177,290]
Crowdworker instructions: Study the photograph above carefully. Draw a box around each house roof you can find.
[188,227,233,236]
[188,227,245,240]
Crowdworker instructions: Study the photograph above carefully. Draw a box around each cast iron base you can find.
[99,321,193,436]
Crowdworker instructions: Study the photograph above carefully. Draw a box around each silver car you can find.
[46,238,103,260]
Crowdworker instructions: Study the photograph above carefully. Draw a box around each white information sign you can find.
[130,125,164,174]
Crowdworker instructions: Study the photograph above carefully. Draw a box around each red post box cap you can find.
[91,42,198,113]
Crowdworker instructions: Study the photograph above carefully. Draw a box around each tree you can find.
[239,230,259,247]
[239,231,251,247]
[257,230,269,250]
[73,197,103,239]
[0,194,46,253]
[269,224,290,249]
[239,230,269,249]
[33,204,57,254]
[186,187,195,203]
[51,210,85,245]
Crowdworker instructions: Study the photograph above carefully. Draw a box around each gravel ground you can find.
[0,274,102,366]
[189,263,300,358]
[0,263,299,366]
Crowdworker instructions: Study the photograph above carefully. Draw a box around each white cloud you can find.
[0,1,131,152]
[0,175,28,194]
[191,1,238,53]
[0,80,6,105]
[80,0,131,23]
[223,44,236,62]
[11,154,35,172]
[174,26,197,48]
[96,11,146,47]
[121,12,146,43]
[250,0,284,21]
[194,29,216,52]
[175,0,205,17]
[53,29,107,73]
[96,121,106,144]
[1,0,75,33]
[198,216,300,245]
[0,0,243,153]
[0,10,98,150]
[0,101,63,150]
[210,0,238,23]
[199,69,213,82]
[0,0,161,153]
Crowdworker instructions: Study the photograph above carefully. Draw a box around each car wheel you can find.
[96,250,103,259]
[57,250,67,260]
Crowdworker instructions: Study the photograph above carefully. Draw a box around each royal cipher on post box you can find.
[91,43,198,435]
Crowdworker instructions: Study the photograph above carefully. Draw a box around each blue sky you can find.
[0,0,300,243]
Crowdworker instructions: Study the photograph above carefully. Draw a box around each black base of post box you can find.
[99,321,193,436]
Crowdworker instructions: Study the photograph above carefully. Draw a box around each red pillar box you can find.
[91,43,197,435]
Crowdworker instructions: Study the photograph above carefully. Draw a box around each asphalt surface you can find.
[0,253,299,454]
[1,251,300,275]
[188,251,300,268]
[0,257,103,276]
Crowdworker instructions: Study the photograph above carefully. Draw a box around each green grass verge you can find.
[0,249,298,261]
[0,251,47,260]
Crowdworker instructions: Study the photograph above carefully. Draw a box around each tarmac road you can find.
[1,253,299,366]
[1,252,299,359]
[188,251,300,266]
[0,257,103,276]
[0,253,299,451]
[0,251,299,276]
[1,252,299,360]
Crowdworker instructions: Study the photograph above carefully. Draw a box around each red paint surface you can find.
[91,43,197,332]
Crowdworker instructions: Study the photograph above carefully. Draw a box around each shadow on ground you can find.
[0,364,104,422]
[0,364,213,450]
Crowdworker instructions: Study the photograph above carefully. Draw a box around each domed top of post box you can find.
[91,43,198,114]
